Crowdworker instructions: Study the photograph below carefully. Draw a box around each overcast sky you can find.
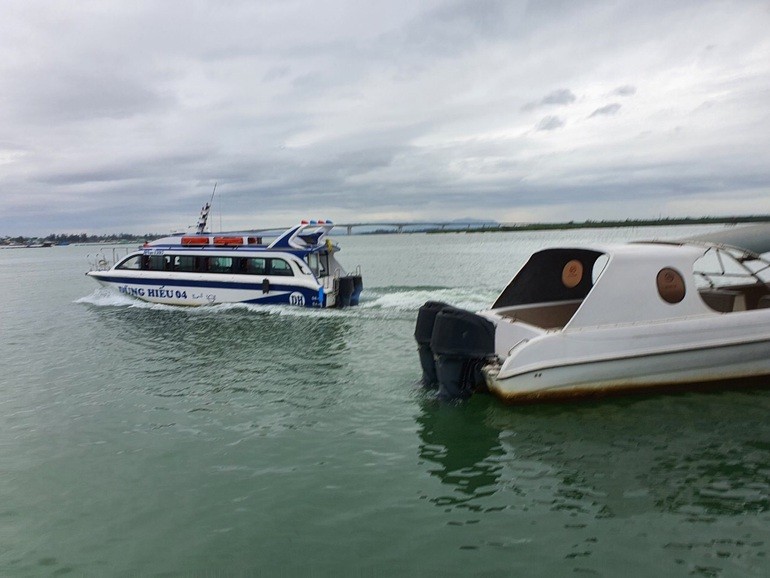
[2,0,770,235]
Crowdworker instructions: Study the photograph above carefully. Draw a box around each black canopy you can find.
[682,224,770,255]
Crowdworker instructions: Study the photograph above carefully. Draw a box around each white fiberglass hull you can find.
[87,271,331,307]
[483,331,770,403]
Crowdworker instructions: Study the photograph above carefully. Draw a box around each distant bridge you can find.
[334,221,505,234]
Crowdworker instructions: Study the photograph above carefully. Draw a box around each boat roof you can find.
[146,221,337,255]
[678,223,770,256]
[576,223,770,262]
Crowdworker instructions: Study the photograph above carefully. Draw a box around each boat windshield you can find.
[693,247,770,289]
[694,247,770,312]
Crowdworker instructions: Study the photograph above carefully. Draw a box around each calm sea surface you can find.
[2,226,769,577]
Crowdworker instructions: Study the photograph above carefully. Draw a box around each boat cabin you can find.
[489,241,770,332]
[128,219,345,281]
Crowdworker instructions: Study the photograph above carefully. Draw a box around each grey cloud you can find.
[613,85,637,96]
[589,103,622,118]
[542,89,577,105]
[11,68,174,124]
[427,0,518,36]
[375,0,532,68]
[462,162,770,210]
[263,66,292,82]
[33,150,214,186]
[523,89,577,111]
[536,116,565,131]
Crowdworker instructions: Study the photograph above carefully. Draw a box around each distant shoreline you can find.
[425,215,770,234]
[3,215,769,244]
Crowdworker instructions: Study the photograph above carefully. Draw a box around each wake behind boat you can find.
[415,224,770,402]
[86,203,362,308]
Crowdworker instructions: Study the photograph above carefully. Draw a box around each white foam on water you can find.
[75,288,348,319]
[76,285,496,318]
[360,286,495,313]
[75,288,150,308]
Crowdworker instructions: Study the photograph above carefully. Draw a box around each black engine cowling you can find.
[415,302,496,400]
[349,275,363,306]
[336,276,355,308]
[414,301,450,388]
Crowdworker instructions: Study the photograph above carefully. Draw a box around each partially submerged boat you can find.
[87,204,362,308]
[415,225,770,402]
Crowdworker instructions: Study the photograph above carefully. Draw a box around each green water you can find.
[1,227,769,576]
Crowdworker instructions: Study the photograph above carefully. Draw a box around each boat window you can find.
[305,253,321,276]
[247,258,267,275]
[173,255,197,272]
[742,256,770,282]
[694,247,762,289]
[592,254,609,283]
[209,257,233,273]
[296,259,312,275]
[116,255,143,270]
[268,258,294,276]
[231,258,248,274]
[145,255,168,271]
[561,259,584,288]
[657,268,686,304]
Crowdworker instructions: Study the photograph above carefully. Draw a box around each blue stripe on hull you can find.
[92,275,325,308]
[89,274,313,293]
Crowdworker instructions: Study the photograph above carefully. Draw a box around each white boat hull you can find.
[88,272,330,307]
[483,335,770,403]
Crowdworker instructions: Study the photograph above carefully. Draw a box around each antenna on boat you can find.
[218,186,223,233]
[195,182,217,234]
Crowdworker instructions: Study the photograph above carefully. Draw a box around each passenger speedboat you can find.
[87,204,362,308]
[415,225,770,402]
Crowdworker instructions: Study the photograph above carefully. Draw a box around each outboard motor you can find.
[335,276,355,308]
[414,301,450,388]
[429,306,496,400]
[349,275,363,306]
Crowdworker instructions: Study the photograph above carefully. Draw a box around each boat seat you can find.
[498,300,582,329]
[699,289,745,312]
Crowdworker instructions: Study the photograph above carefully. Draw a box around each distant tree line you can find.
[463,215,770,234]
[1,232,161,245]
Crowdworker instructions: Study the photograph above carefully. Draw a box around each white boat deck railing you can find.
[87,247,131,272]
